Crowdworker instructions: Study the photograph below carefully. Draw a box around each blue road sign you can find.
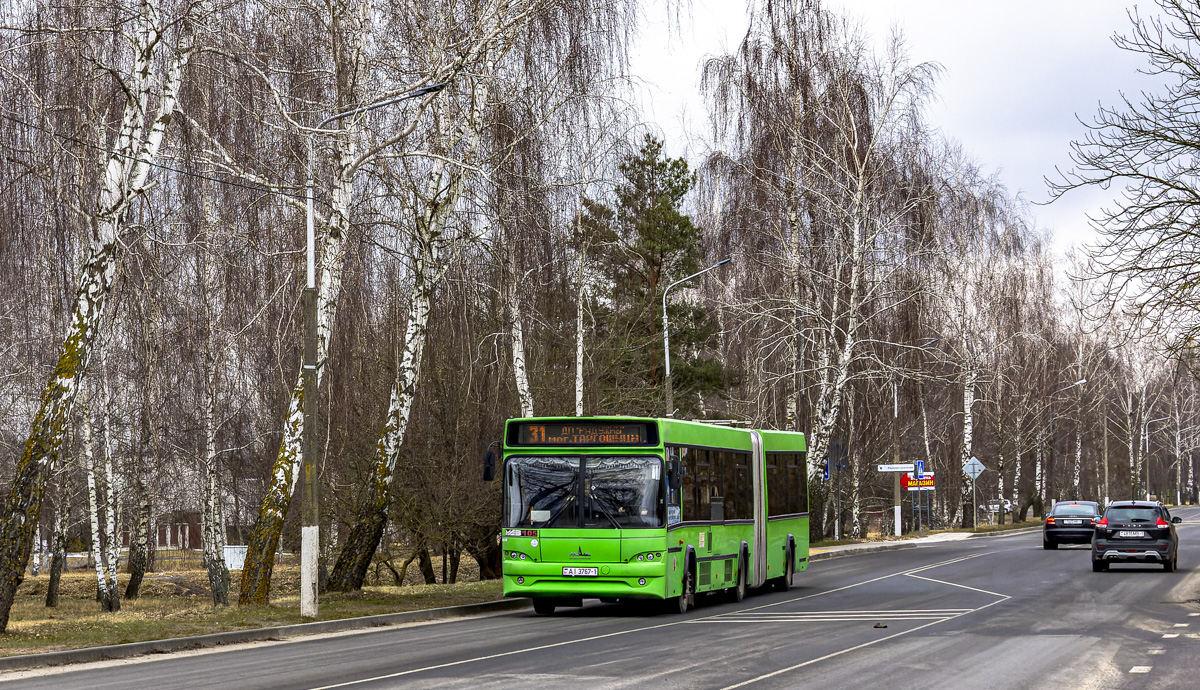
[916,460,925,479]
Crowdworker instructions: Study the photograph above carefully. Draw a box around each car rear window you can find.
[1052,504,1097,516]
[1105,507,1158,522]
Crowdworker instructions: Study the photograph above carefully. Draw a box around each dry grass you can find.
[1,565,503,658]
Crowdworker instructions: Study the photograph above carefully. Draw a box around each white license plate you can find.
[562,567,598,577]
[1118,530,1146,538]
[1063,519,1083,525]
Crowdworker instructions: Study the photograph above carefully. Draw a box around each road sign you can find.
[963,456,986,481]
[877,463,915,473]
[915,460,925,479]
[901,472,935,491]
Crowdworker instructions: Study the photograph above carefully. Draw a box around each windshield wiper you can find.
[587,492,622,529]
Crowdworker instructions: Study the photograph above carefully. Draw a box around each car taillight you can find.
[1045,517,1055,525]
[1096,517,1108,527]
[1156,518,1169,528]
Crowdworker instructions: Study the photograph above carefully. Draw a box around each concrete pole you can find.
[300,288,318,618]
[301,136,318,619]
[893,378,901,536]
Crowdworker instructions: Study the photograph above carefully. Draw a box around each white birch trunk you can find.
[507,264,534,418]
[81,395,118,612]
[1035,441,1045,511]
[1012,447,1023,520]
[200,232,229,605]
[575,282,586,417]
[1072,429,1083,498]
[99,354,121,606]
[0,0,193,631]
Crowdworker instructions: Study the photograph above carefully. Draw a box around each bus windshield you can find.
[504,455,663,529]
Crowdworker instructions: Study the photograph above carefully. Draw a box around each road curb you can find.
[0,597,531,673]
[966,525,1042,538]
[809,542,918,561]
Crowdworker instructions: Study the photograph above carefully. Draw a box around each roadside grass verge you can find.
[1,568,502,657]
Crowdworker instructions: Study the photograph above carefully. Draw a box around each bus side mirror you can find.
[668,458,682,492]
[483,449,496,482]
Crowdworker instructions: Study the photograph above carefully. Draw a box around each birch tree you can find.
[0,0,198,632]
[327,0,636,591]
[702,1,938,504]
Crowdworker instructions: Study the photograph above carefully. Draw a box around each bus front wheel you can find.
[668,565,694,614]
[533,599,556,616]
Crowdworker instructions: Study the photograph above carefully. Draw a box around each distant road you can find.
[5,506,1199,689]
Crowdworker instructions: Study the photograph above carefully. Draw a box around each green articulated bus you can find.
[490,416,809,615]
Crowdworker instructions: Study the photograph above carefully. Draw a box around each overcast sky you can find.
[629,0,1162,257]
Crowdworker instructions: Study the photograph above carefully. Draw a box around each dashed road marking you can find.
[1148,649,1165,655]
[1130,666,1152,674]
[1163,633,1180,639]
[1173,623,1189,628]
[700,609,972,624]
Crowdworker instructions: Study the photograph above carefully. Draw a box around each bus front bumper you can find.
[503,560,668,600]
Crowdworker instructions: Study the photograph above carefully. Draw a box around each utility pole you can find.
[300,81,446,619]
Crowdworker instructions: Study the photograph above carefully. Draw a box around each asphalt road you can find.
[5,506,1200,689]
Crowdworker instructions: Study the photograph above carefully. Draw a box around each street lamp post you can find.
[300,82,445,619]
[661,258,730,417]
[1144,416,1169,502]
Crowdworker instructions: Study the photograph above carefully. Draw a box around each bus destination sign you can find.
[516,422,650,446]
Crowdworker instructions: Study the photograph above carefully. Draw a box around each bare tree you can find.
[1051,0,1200,349]
[0,0,200,632]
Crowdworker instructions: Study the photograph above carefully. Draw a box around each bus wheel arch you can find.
[669,548,696,614]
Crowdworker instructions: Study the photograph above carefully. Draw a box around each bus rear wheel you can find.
[728,557,746,603]
[532,599,556,616]
[775,548,794,592]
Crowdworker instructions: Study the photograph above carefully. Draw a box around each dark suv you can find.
[1091,501,1182,572]
[1043,501,1101,549]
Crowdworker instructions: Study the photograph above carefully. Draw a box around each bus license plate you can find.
[1118,530,1146,538]
[563,567,598,577]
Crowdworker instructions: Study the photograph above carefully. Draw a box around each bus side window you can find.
[681,446,696,521]
[695,449,710,522]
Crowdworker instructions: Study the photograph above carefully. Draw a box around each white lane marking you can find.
[1189,613,1200,617]
[1148,649,1165,655]
[1163,633,1180,639]
[305,551,998,690]
[905,573,1008,598]
[1130,666,1152,673]
[704,616,957,623]
[702,609,973,623]
[1173,623,1189,627]
[720,595,1011,689]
